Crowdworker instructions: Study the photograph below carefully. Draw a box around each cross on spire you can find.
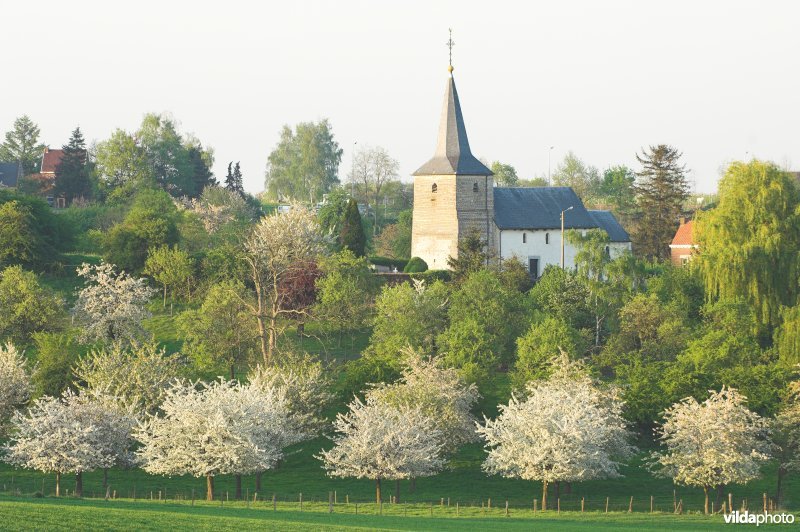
[446,28,455,73]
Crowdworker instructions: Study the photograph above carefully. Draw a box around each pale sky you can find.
[3,0,799,194]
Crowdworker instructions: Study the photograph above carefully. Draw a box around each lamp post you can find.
[548,146,554,185]
[560,205,573,269]
[351,141,357,196]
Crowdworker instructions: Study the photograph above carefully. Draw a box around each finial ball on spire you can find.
[448,65,454,73]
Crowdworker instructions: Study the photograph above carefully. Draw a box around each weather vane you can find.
[447,28,455,73]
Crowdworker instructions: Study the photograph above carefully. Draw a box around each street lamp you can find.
[351,141,357,196]
[548,146,554,185]
[560,205,573,269]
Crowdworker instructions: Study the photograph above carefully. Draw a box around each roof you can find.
[413,74,492,176]
[588,210,631,242]
[493,187,601,230]
[40,148,64,174]
[670,220,695,246]
[0,162,21,188]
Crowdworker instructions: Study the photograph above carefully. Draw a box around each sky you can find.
[3,0,799,194]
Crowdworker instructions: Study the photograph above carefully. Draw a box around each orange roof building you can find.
[669,219,697,266]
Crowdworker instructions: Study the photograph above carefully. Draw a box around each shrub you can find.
[403,257,428,273]
[369,255,408,271]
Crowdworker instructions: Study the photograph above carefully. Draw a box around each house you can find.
[669,218,697,266]
[0,161,22,189]
[410,64,632,275]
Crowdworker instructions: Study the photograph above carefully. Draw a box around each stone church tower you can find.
[410,67,494,269]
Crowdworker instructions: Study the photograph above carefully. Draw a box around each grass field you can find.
[0,496,765,531]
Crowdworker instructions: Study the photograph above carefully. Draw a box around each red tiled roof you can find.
[40,148,64,174]
[671,220,695,246]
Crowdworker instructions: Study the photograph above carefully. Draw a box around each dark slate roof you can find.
[588,210,631,242]
[493,187,599,230]
[0,162,21,188]
[413,75,492,176]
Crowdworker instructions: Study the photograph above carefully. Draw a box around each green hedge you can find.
[369,256,409,270]
[403,257,428,273]
[409,269,451,283]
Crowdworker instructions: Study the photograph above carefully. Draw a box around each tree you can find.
[94,129,151,190]
[479,356,634,510]
[567,228,616,347]
[447,229,492,282]
[374,210,412,259]
[135,379,300,501]
[340,198,366,257]
[0,266,64,345]
[242,207,328,364]
[54,127,90,203]
[186,142,216,196]
[0,342,32,433]
[72,262,156,344]
[490,161,519,186]
[265,120,343,203]
[634,145,689,260]
[0,201,40,269]
[772,379,800,507]
[317,187,350,239]
[137,113,195,196]
[551,152,600,201]
[31,332,81,398]
[775,305,800,366]
[177,281,257,379]
[318,396,444,504]
[695,160,800,328]
[368,279,449,365]
[349,145,399,233]
[529,265,593,331]
[3,390,135,497]
[315,250,377,345]
[0,115,44,176]
[74,342,184,415]
[512,316,586,388]
[650,387,772,514]
[224,161,244,194]
[144,245,194,307]
[597,165,637,218]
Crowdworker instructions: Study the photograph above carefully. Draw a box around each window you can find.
[473,182,479,193]
[522,233,527,244]
[545,233,550,244]
[431,183,437,193]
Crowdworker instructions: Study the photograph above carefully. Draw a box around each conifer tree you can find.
[0,116,44,176]
[54,127,90,203]
[633,145,689,260]
[340,198,366,257]
[187,145,216,196]
[225,161,244,195]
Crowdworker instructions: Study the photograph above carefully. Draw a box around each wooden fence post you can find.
[605,497,609,513]
[456,502,459,517]
[763,493,767,513]
[299,492,303,511]
[191,489,194,506]
[329,491,333,514]
[628,496,633,513]
[557,498,560,514]
[505,500,509,517]
[650,495,653,513]
[534,499,537,513]
[272,493,276,511]
[581,497,585,512]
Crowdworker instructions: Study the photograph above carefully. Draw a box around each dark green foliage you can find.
[224,161,244,195]
[512,315,587,388]
[408,270,452,283]
[403,257,427,273]
[368,256,408,271]
[338,355,401,400]
[103,188,179,271]
[446,228,491,282]
[0,266,65,345]
[340,199,366,257]
[187,146,216,197]
[597,165,637,218]
[529,266,593,331]
[498,257,534,293]
[373,209,412,260]
[54,127,91,203]
[31,332,82,398]
[0,190,70,269]
[633,145,689,260]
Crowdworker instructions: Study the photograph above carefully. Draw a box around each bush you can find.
[409,270,451,283]
[369,256,408,271]
[403,257,428,273]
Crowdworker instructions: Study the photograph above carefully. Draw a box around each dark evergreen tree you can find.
[340,198,366,257]
[225,161,244,195]
[634,145,689,260]
[188,145,216,196]
[447,228,492,283]
[54,127,90,203]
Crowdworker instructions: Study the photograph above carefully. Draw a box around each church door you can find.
[528,258,540,279]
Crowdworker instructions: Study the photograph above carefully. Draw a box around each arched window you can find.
[545,233,550,244]
[473,182,479,193]
[522,233,527,244]
[431,183,438,193]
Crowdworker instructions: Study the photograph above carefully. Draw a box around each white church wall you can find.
[497,228,632,276]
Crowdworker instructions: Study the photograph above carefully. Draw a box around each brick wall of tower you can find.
[411,174,494,270]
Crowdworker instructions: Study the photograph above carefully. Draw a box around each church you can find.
[410,64,632,276]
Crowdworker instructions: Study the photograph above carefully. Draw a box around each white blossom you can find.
[72,262,156,343]
[649,387,772,513]
[74,342,184,415]
[2,390,136,496]
[367,348,479,455]
[318,396,444,503]
[135,379,300,500]
[248,352,334,437]
[0,342,32,431]
[478,355,634,510]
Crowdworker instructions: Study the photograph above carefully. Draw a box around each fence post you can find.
[456,502,459,517]
[329,491,333,514]
[299,492,303,511]
[581,497,585,512]
[557,497,560,514]
[534,499,537,513]
[628,496,633,513]
[650,495,653,513]
[763,493,767,513]
[273,493,276,511]
[505,500,509,517]
[191,489,195,507]
[728,493,733,514]
[605,497,609,513]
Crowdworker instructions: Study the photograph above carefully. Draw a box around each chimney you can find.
[679,216,686,225]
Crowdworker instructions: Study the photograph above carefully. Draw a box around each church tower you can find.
[410,63,494,269]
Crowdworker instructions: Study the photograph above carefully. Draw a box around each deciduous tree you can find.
[144,245,194,307]
[0,266,64,344]
[0,342,32,433]
[0,116,45,176]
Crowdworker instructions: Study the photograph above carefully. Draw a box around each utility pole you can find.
[548,146,554,185]
[560,205,573,269]
[351,141,357,196]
